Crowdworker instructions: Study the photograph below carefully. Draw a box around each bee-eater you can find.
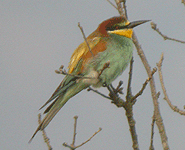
[30,16,149,142]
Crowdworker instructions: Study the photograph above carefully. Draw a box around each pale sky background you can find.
[1,0,185,150]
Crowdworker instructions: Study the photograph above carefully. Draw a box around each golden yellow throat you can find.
[108,29,133,39]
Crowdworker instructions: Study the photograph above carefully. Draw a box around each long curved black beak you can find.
[126,20,151,28]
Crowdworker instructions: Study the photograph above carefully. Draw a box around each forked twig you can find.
[75,128,102,149]
[157,53,185,115]
[63,116,102,149]
[131,67,157,102]
[56,61,110,80]
[151,22,185,44]
[132,31,170,150]
[55,65,95,79]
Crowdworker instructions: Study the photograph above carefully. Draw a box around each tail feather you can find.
[29,96,66,143]
[29,80,89,143]
[39,77,76,110]
[43,98,58,114]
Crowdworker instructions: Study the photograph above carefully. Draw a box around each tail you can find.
[29,78,89,143]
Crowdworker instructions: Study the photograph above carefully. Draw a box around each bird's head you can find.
[97,16,150,38]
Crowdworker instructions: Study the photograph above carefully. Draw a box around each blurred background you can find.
[1,0,185,149]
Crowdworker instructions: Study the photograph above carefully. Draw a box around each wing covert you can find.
[68,37,101,74]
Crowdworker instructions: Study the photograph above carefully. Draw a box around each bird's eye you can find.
[106,27,113,31]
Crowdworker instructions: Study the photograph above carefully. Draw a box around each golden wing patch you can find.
[68,37,101,74]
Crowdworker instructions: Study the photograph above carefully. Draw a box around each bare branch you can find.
[157,53,185,115]
[38,114,52,150]
[115,80,124,94]
[78,22,94,56]
[75,128,102,149]
[87,87,112,100]
[114,0,127,20]
[132,31,170,150]
[107,84,125,107]
[124,103,138,150]
[126,57,134,99]
[151,22,185,44]
[149,113,155,150]
[72,116,78,146]
[106,0,118,9]
[122,0,128,19]
[123,56,139,150]
[55,65,95,79]
[131,67,157,102]
[56,61,110,81]
[63,117,102,149]
[63,143,74,149]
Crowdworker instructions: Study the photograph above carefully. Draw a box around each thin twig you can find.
[157,53,185,115]
[122,0,128,19]
[126,57,134,99]
[55,65,95,79]
[115,80,124,94]
[107,85,121,105]
[63,117,102,150]
[149,113,155,150]
[72,116,78,146]
[87,87,112,100]
[106,84,126,107]
[63,143,74,149]
[107,85,117,98]
[75,128,102,149]
[131,67,157,102]
[151,22,185,44]
[78,22,94,57]
[106,0,118,9]
[110,81,124,95]
[38,114,52,150]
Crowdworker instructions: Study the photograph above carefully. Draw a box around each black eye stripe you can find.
[106,23,130,31]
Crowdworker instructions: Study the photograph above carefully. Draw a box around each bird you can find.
[29,16,149,142]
